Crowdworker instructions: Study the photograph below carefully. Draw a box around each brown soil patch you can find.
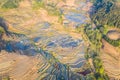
[107,30,120,40]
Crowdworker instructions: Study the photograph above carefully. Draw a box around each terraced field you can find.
[1,0,120,80]
[0,51,41,80]
[101,39,120,79]
[0,0,92,80]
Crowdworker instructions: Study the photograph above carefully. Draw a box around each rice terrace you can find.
[0,0,120,80]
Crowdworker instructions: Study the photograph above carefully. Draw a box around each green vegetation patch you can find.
[103,35,120,47]
[82,23,109,80]
[91,0,120,28]
[90,0,120,47]
[84,24,102,49]
[33,0,62,16]
[0,27,5,34]
[33,0,45,9]
[1,0,22,9]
